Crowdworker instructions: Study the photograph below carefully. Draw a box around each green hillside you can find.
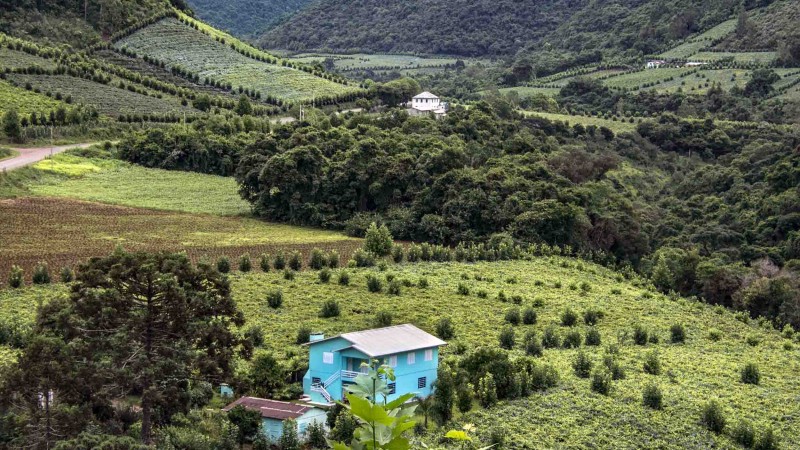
[185,0,313,38]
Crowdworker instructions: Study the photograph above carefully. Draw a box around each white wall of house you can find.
[412,97,441,111]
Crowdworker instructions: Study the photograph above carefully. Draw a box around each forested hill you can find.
[185,0,313,38]
[259,0,782,58]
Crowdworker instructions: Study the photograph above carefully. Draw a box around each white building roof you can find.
[310,324,447,357]
[413,91,439,100]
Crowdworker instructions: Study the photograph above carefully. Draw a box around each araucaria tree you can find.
[2,249,246,445]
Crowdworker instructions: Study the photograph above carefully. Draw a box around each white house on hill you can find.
[409,92,448,118]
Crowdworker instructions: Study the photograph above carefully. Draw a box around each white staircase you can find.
[311,371,341,403]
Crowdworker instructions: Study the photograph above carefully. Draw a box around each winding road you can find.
[0,143,97,171]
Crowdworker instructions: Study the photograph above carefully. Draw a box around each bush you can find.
[387,279,402,296]
[505,308,521,325]
[267,290,283,308]
[585,327,601,346]
[259,254,271,272]
[643,351,661,375]
[563,330,582,349]
[288,251,303,271]
[755,427,778,450]
[573,351,593,378]
[476,289,488,299]
[310,249,327,270]
[477,373,498,408]
[59,266,74,283]
[583,309,604,325]
[407,244,422,262]
[732,419,755,448]
[542,326,561,348]
[529,364,560,391]
[525,335,543,357]
[283,269,295,280]
[604,355,626,380]
[642,383,663,409]
[670,323,686,343]
[352,249,376,267]
[307,420,327,448]
[701,400,726,434]
[457,283,470,296]
[319,300,340,318]
[318,268,331,283]
[457,387,473,413]
[216,257,231,273]
[238,254,252,272]
[561,308,578,326]
[366,274,383,293]
[436,317,455,340]
[296,326,311,344]
[8,266,23,288]
[245,326,265,348]
[746,335,760,347]
[511,295,523,305]
[708,328,722,342]
[363,222,393,256]
[741,363,760,385]
[418,277,429,288]
[633,324,649,345]
[522,307,537,325]
[328,251,340,268]
[31,263,50,285]
[374,311,393,327]
[391,244,404,263]
[499,326,515,349]
[338,271,350,285]
[590,368,612,395]
[273,252,286,270]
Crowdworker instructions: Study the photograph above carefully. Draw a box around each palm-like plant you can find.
[415,395,433,429]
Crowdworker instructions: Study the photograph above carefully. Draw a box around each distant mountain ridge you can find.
[185,0,314,38]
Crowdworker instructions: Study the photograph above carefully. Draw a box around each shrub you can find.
[746,335,760,347]
[522,307,537,325]
[309,248,327,270]
[670,323,686,343]
[497,291,507,302]
[267,290,283,308]
[708,329,722,342]
[511,295,523,305]
[387,280,402,296]
[740,363,760,385]
[259,253,271,272]
[532,297,545,307]
[604,355,626,380]
[561,308,578,327]
[295,326,311,344]
[327,251,340,268]
[499,326,515,349]
[8,266,23,288]
[318,268,331,283]
[563,330,582,349]
[273,252,286,270]
[391,244,404,263]
[525,335,543,357]
[633,324,649,345]
[407,244,422,262]
[59,266,74,283]
[436,318,455,340]
[245,326,264,348]
[319,300,340,318]
[590,368,612,395]
[337,271,350,285]
[643,351,661,375]
[477,373,498,407]
[418,277,429,289]
[583,309,604,325]
[457,283,470,296]
[374,311,393,327]
[307,420,327,449]
[542,326,561,348]
[363,222,393,256]
[642,383,663,409]
[238,254,252,272]
[755,427,778,450]
[283,269,295,280]
[529,364,560,391]
[732,419,755,448]
[573,351,593,378]
[505,308,521,325]
[648,332,660,344]
[585,327,601,346]
[352,249,376,267]
[216,257,231,273]
[366,274,383,293]
[457,387,473,413]
[477,289,488,299]
[701,400,726,434]
[288,251,303,271]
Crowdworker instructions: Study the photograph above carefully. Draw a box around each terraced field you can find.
[659,19,737,59]
[691,51,777,64]
[494,86,562,98]
[6,74,199,118]
[288,53,460,70]
[0,47,57,71]
[115,18,360,103]
[602,68,694,90]
[652,69,752,94]
[0,79,68,115]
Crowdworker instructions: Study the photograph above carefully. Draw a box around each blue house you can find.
[302,324,447,405]
[223,397,327,441]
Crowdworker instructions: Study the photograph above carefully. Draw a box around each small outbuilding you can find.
[222,396,327,441]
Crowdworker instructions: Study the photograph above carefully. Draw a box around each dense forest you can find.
[185,0,313,38]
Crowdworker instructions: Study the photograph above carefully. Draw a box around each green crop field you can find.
[0,79,68,115]
[602,68,694,90]
[288,53,460,70]
[659,19,737,59]
[524,111,641,134]
[691,51,778,64]
[6,74,198,118]
[115,18,359,103]
[652,69,752,94]
[0,47,57,71]
[492,87,561,98]
[2,258,797,448]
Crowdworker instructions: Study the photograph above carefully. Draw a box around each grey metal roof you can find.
[310,324,447,357]
[413,91,439,99]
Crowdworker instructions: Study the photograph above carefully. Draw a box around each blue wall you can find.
[261,408,327,442]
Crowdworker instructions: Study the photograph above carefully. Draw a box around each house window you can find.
[418,377,427,389]
[312,377,321,385]
[407,352,416,365]
[388,383,396,394]
[424,349,433,361]
[323,352,334,364]
[388,355,397,367]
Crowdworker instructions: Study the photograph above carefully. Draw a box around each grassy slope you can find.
[0,47,58,71]
[2,258,797,447]
[0,79,69,115]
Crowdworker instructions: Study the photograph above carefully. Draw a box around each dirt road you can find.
[0,143,97,171]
